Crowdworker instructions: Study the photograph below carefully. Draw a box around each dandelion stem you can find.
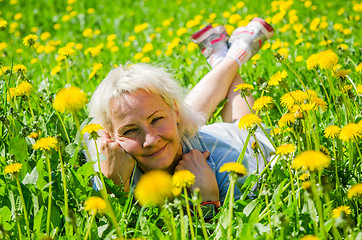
[45,153,52,236]
[34,51,50,95]
[282,60,308,92]
[16,217,23,240]
[55,110,70,144]
[65,58,70,86]
[93,138,123,237]
[27,98,35,122]
[264,194,274,239]
[227,176,236,240]
[332,140,341,202]
[179,201,186,240]
[83,214,95,240]
[310,171,326,240]
[183,187,195,240]
[15,175,31,239]
[58,149,70,235]
[196,203,209,240]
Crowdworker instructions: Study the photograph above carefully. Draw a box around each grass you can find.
[0,0,361,239]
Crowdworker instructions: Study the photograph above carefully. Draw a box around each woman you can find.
[87,18,275,204]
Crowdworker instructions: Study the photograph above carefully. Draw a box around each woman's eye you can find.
[123,128,137,136]
[152,116,163,124]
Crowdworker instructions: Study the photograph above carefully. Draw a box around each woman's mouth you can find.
[148,144,168,157]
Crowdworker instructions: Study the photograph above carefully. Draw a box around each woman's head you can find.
[89,63,204,139]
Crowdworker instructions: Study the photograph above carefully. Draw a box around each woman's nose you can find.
[143,130,161,148]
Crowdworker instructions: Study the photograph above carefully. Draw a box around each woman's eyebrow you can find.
[146,110,162,120]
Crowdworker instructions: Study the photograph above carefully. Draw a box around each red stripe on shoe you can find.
[240,31,254,35]
[259,39,262,48]
[210,33,226,44]
[252,17,274,32]
[191,25,213,39]
[238,50,246,60]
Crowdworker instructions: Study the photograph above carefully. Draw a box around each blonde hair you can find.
[88,63,205,138]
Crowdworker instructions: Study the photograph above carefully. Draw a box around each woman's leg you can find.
[185,57,254,122]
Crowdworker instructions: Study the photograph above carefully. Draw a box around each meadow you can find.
[0,0,362,239]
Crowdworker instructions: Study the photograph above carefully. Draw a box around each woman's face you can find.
[109,89,182,173]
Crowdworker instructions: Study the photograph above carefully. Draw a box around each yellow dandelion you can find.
[357,84,362,95]
[84,196,107,215]
[58,46,75,57]
[53,86,87,113]
[0,19,8,31]
[7,88,16,101]
[172,170,195,188]
[238,113,262,130]
[33,137,58,151]
[134,170,173,206]
[234,83,254,92]
[23,34,38,48]
[324,125,341,138]
[292,150,331,172]
[280,90,308,109]
[27,132,39,139]
[275,143,296,156]
[299,173,309,181]
[333,69,351,79]
[278,113,295,128]
[15,81,32,96]
[219,162,247,176]
[339,123,362,142]
[82,28,93,38]
[268,70,288,86]
[142,43,153,53]
[4,163,22,175]
[252,96,273,112]
[347,183,362,199]
[301,181,311,190]
[13,64,27,74]
[356,63,362,72]
[51,66,62,76]
[300,235,319,240]
[134,23,148,33]
[306,54,318,70]
[311,96,327,111]
[271,127,282,136]
[332,206,351,218]
[82,123,104,140]
[317,49,338,70]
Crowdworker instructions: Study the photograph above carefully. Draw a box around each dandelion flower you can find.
[27,132,39,139]
[333,69,351,79]
[82,123,104,140]
[299,173,309,181]
[219,162,247,176]
[324,125,341,138]
[268,70,288,86]
[301,181,311,190]
[317,49,338,70]
[15,81,32,96]
[238,113,262,130]
[51,66,62,76]
[339,123,362,142]
[347,183,362,199]
[23,34,38,48]
[4,163,22,175]
[280,90,308,109]
[356,63,362,72]
[292,150,331,172]
[13,64,27,74]
[278,113,295,128]
[58,46,75,57]
[311,96,327,111]
[252,96,273,112]
[356,84,362,95]
[7,87,17,101]
[33,137,58,151]
[134,170,173,206]
[53,86,87,113]
[300,235,319,240]
[172,170,195,188]
[332,206,351,218]
[275,143,296,156]
[0,19,8,31]
[306,54,319,70]
[234,83,254,95]
[84,196,107,215]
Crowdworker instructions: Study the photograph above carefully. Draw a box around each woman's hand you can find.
[175,149,219,202]
[98,130,135,192]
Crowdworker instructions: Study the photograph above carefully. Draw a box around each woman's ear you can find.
[173,100,181,124]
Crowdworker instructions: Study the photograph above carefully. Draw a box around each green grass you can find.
[0,0,362,239]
